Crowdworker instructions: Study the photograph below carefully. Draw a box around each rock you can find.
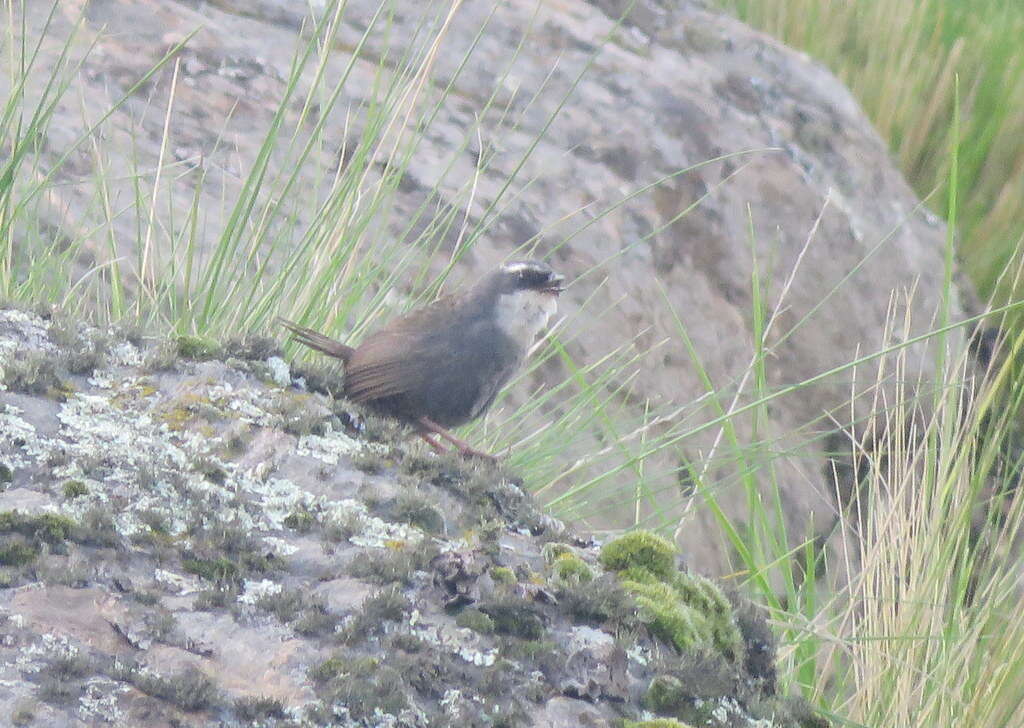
[0,309,823,726]
[11,0,974,574]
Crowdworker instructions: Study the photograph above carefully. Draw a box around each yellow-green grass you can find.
[720,0,1024,307]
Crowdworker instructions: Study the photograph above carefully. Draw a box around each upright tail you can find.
[278,318,356,363]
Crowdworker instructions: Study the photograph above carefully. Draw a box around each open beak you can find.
[542,273,566,295]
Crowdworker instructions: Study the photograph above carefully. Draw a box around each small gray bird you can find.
[280,260,564,458]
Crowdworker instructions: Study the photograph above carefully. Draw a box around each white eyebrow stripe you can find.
[501,261,547,274]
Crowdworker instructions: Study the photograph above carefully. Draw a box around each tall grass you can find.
[5,2,1024,726]
[719,0,1024,306]
[679,86,1024,725]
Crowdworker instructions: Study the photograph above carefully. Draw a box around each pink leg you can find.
[417,416,498,460]
[417,431,446,453]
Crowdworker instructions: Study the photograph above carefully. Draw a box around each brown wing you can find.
[343,295,464,404]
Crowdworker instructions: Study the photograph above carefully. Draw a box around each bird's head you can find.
[480,259,565,345]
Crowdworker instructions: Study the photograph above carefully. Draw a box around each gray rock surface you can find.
[8,0,975,572]
[0,309,824,727]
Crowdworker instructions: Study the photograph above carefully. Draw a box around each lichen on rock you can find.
[0,305,825,726]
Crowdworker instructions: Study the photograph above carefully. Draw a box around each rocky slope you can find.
[0,308,826,727]
[10,0,977,570]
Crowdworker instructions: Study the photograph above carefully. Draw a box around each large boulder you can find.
[9,0,974,572]
[0,308,823,727]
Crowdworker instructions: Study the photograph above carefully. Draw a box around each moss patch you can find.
[180,524,280,585]
[175,335,223,361]
[455,608,496,634]
[0,511,80,569]
[550,552,593,586]
[479,600,545,640]
[124,664,219,712]
[283,505,318,533]
[599,530,676,580]
[0,511,76,544]
[490,566,516,585]
[346,542,438,586]
[600,531,741,658]
[182,557,239,583]
[233,694,287,722]
[645,674,688,714]
[61,480,88,498]
[308,654,407,722]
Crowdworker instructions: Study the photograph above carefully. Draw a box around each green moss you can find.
[36,651,94,705]
[309,655,359,683]
[61,480,88,498]
[183,557,239,582]
[193,586,238,610]
[180,524,279,584]
[128,665,219,712]
[599,530,676,580]
[624,580,706,654]
[256,588,306,622]
[599,530,741,658]
[2,350,65,397]
[671,572,742,656]
[308,654,410,720]
[645,674,687,714]
[339,587,411,644]
[175,335,223,361]
[283,506,318,533]
[74,508,121,548]
[233,695,287,722]
[293,606,340,637]
[479,601,545,639]
[0,463,12,485]
[0,511,75,544]
[541,542,575,563]
[390,494,444,534]
[0,540,39,566]
[155,392,218,431]
[223,335,281,362]
[346,542,437,585]
[455,608,496,634]
[490,566,516,585]
[551,553,594,586]
[620,575,741,657]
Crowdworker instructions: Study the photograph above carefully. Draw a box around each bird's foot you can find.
[455,442,498,461]
[417,417,498,461]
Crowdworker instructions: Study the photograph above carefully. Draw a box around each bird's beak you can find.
[542,273,566,295]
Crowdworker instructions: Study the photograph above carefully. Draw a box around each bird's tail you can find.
[278,318,355,363]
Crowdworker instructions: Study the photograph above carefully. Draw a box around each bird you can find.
[280,260,565,459]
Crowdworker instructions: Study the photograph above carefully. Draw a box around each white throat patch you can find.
[493,289,557,348]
